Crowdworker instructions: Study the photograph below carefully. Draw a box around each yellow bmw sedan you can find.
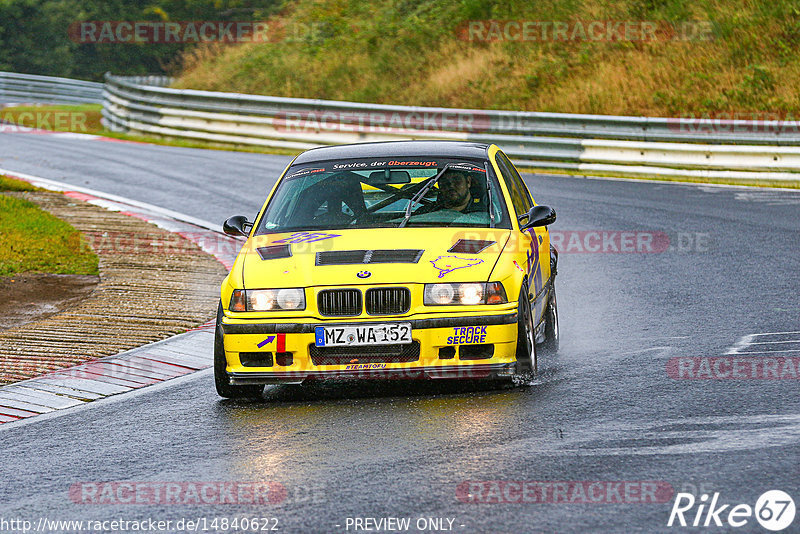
[215,140,558,397]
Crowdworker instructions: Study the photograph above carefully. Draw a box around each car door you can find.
[495,151,551,324]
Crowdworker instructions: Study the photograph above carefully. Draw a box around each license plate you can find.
[314,323,412,347]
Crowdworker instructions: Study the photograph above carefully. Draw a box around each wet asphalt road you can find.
[1,133,799,533]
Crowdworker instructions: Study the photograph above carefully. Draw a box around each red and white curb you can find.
[0,326,216,423]
[0,169,244,425]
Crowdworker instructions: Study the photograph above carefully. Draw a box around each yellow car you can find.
[215,141,558,397]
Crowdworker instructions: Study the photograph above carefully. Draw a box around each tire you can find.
[515,284,537,378]
[541,283,559,354]
[214,302,264,399]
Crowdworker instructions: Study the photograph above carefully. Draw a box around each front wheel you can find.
[214,302,263,399]
[541,283,559,354]
[515,285,537,378]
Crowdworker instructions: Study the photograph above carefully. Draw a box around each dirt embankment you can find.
[0,192,228,384]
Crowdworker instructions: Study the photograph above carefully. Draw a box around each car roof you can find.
[292,140,491,164]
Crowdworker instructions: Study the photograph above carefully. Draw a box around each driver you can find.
[419,170,486,214]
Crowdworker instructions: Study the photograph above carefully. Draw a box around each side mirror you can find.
[223,215,252,237]
[519,205,556,230]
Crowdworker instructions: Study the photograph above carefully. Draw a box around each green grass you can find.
[172,0,800,118]
[0,175,39,192]
[0,104,103,133]
[0,193,99,277]
[518,166,800,189]
[98,131,299,156]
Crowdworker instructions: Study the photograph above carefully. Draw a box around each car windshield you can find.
[254,157,511,234]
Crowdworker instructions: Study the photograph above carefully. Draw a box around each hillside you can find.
[173,0,800,117]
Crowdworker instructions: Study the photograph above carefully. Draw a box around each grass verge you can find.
[0,178,99,276]
[518,166,800,189]
[0,175,41,192]
[172,0,800,118]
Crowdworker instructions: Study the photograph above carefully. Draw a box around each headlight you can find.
[423,282,507,305]
[229,288,306,311]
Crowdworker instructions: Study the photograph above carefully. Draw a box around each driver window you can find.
[499,152,533,212]
[496,156,528,218]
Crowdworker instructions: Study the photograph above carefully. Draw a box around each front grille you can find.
[318,289,362,316]
[316,249,424,266]
[309,341,420,366]
[365,287,411,315]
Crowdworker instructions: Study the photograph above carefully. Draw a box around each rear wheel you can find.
[515,284,537,378]
[541,283,559,354]
[214,302,263,399]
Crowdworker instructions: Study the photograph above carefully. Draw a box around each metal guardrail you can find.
[102,73,800,181]
[0,72,103,105]
[1,70,796,181]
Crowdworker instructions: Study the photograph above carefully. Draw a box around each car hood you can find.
[238,228,511,288]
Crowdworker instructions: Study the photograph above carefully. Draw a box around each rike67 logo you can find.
[668,490,795,531]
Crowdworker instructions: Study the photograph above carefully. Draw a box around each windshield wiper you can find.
[398,163,453,228]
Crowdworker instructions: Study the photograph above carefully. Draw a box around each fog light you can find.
[438,346,455,360]
[459,344,495,360]
[240,352,273,367]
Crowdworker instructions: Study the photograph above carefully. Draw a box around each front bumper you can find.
[221,311,519,384]
[229,363,517,385]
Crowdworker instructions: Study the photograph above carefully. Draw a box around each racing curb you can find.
[0,169,243,426]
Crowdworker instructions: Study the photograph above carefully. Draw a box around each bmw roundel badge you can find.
[357,271,371,279]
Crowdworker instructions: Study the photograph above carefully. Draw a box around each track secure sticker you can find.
[447,326,488,345]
